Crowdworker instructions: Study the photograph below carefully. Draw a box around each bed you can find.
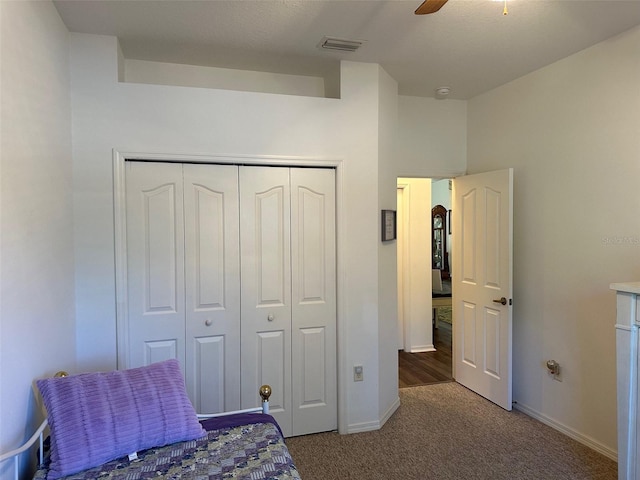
[0,360,301,480]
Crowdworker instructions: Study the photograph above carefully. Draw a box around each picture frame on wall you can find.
[381,209,396,242]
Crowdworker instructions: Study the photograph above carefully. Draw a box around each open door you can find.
[452,169,513,410]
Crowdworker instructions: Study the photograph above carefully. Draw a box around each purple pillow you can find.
[36,359,206,479]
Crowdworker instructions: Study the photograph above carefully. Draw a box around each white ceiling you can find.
[53,0,640,99]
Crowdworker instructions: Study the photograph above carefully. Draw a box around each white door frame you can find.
[396,178,434,353]
[396,182,409,350]
[112,149,347,432]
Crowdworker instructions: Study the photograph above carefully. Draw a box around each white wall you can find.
[397,178,433,353]
[431,179,451,210]
[467,25,640,457]
[0,2,75,479]
[397,96,467,178]
[377,66,400,423]
[70,32,398,434]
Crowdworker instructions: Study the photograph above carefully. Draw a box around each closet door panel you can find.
[291,168,337,436]
[144,340,178,366]
[193,336,225,413]
[184,164,240,414]
[240,166,292,436]
[125,162,185,371]
[299,327,326,401]
[257,330,287,413]
[255,189,287,305]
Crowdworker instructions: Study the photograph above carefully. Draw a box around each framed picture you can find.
[381,209,396,242]
[448,209,452,234]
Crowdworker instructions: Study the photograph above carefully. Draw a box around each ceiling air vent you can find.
[318,36,364,53]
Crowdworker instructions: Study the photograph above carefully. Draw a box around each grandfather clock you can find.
[431,204,450,280]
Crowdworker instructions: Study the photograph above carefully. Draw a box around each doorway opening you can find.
[397,177,453,388]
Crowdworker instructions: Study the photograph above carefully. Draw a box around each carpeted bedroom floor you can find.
[286,382,617,480]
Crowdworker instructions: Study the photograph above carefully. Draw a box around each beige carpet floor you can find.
[286,382,617,480]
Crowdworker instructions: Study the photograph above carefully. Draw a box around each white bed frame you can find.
[0,383,272,480]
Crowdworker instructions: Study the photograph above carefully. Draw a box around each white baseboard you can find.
[380,396,401,427]
[347,396,400,434]
[513,401,617,461]
[346,419,380,434]
[409,345,436,353]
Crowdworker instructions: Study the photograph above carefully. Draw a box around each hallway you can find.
[398,318,452,387]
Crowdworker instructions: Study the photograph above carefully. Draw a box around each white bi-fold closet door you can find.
[124,161,336,437]
[239,166,337,437]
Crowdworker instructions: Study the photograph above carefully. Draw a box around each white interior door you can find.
[183,164,240,414]
[240,166,293,435]
[126,161,186,370]
[240,166,337,437]
[290,168,336,436]
[126,162,241,414]
[452,168,513,410]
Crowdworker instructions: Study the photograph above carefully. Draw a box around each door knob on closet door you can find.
[492,297,508,306]
[205,319,212,326]
[267,314,275,322]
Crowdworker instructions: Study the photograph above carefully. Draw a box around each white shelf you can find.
[610,282,640,295]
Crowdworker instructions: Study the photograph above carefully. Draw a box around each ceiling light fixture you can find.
[318,36,364,53]
[435,86,450,99]
[493,0,508,15]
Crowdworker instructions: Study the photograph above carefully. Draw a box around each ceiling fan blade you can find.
[415,0,448,15]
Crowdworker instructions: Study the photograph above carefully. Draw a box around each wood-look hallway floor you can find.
[398,320,452,387]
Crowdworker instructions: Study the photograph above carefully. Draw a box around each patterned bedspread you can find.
[33,420,301,480]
